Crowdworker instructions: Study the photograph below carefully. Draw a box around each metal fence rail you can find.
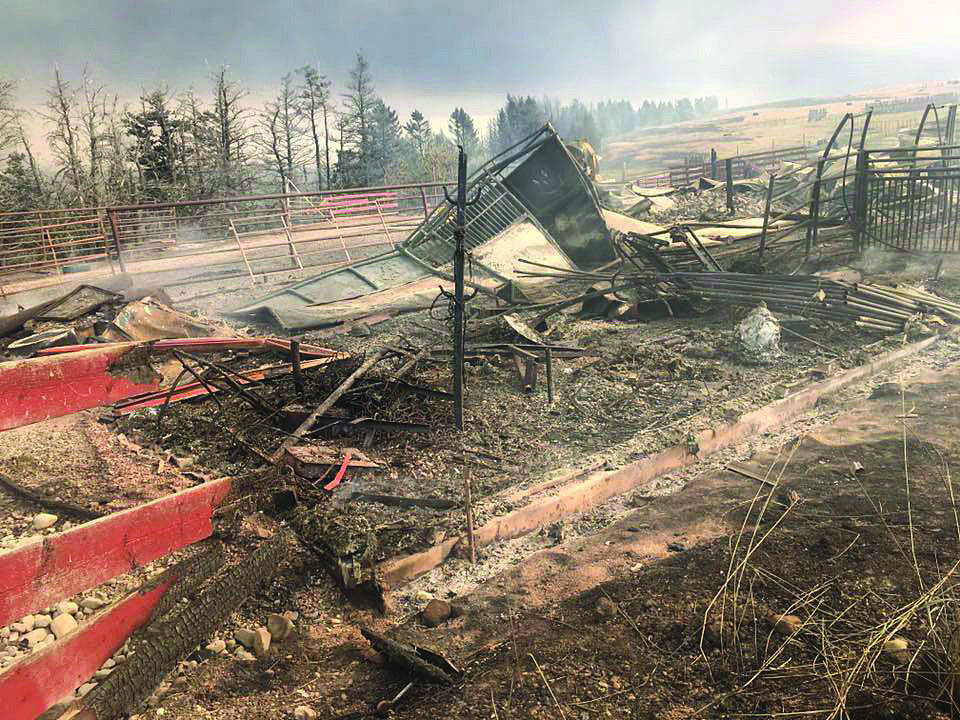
[0,181,452,293]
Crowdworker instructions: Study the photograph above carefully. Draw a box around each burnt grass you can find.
[382,437,960,720]
[150,433,960,720]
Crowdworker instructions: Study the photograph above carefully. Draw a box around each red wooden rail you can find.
[1,578,175,720]
[0,477,232,628]
[0,345,165,432]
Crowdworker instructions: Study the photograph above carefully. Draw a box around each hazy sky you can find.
[3,0,960,133]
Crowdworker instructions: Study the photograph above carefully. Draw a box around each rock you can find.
[77,682,97,697]
[51,613,79,639]
[234,628,257,649]
[267,614,294,643]
[421,599,452,628]
[667,542,686,553]
[595,597,618,619]
[57,601,79,616]
[349,322,372,337]
[739,303,781,364]
[205,639,227,654]
[94,667,114,680]
[683,342,718,360]
[414,590,434,603]
[359,647,385,665]
[252,627,271,656]
[547,522,565,543]
[24,628,49,647]
[80,597,105,611]
[32,513,58,530]
[293,706,318,720]
[883,636,909,653]
[11,616,34,633]
[768,613,802,636]
[235,648,256,662]
[282,611,299,622]
[871,382,903,399]
[450,604,467,619]
[33,614,51,629]
[101,658,116,669]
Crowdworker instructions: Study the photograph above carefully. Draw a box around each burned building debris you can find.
[3,105,960,720]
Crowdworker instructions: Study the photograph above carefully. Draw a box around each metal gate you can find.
[860,146,960,252]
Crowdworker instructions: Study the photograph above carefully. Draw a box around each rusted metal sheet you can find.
[0,477,232,627]
[0,345,166,431]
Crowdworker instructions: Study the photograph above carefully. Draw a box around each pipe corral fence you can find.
[0,181,453,294]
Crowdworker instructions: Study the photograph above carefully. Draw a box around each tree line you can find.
[0,55,719,213]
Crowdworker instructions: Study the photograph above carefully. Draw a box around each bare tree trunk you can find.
[323,106,332,189]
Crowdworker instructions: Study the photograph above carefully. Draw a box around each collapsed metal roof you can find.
[227,125,615,330]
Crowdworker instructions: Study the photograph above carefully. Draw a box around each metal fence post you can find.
[758,173,776,260]
[725,159,734,213]
[853,150,868,253]
[710,148,717,179]
[107,211,127,273]
[806,159,825,256]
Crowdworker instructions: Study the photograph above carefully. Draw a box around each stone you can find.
[267,614,294,643]
[94,668,114,680]
[235,648,256,662]
[77,682,97,697]
[883,636,909,653]
[421,599,452,628]
[595,597,618,619]
[234,629,257,649]
[359,647,385,665]
[24,628,49,647]
[205,639,227,654]
[414,590,433,603]
[80,597,105,611]
[57,601,79,616]
[349,322,371,337]
[293,706,318,720]
[33,614,52,629]
[101,658,116,669]
[739,303,781,364]
[11,616,34,633]
[252,627,271,656]
[282,611,299,622]
[871,382,903,399]
[51,613,79,639]
[768,613,802,636]
[32,513,58,530]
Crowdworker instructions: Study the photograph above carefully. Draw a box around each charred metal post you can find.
[290,340,304,397]
[107,211,127,273]
[807,159,826,255]
[759,172,776,259]
[452,147,468,430]
[710,148,718,179]
[545,347,555,404]
[725,159,734,212]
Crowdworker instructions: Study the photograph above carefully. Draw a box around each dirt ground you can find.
[110,327,960,720]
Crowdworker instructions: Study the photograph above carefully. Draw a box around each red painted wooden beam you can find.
[0,345,164,431]
[0,477,231,628]
[0,577,174,720]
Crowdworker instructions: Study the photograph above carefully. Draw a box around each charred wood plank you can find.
[75,533,289,720]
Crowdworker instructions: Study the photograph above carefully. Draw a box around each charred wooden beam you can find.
[75,533,289,720]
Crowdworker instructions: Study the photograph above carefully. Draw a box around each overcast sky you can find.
[3,0,960,134]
